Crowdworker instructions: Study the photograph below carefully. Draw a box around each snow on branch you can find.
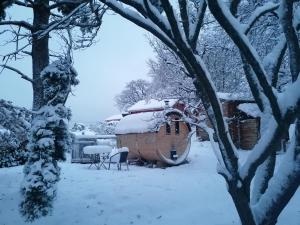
[189,0,206,51]
[243,2,279,35]
[100,0,177,51]
[35,3,88,39]
[142,0,173,39]
[263,35,287,87]
[251,134,300,225]
[279,0,300,81]
[14,0,33,8]
[160,1,187,45]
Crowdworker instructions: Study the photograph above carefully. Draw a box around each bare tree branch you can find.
[178,0,189,39]
[243,3,279,35]
[189,0,207,51]
[99,0,177,52]
[0,20,33,31]
[14,0,33,8]
[207,0,282,124]
[280,0,300,81]
[0,64,33,83]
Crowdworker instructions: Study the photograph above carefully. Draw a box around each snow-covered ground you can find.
[0,140,299,225]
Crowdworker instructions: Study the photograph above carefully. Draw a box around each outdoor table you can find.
[83,145,112,169]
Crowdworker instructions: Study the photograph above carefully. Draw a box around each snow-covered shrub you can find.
[0,99,31,167]
[71,122,86,132]
[20,105,72,221]
[20,58,78,221]
[0,128,19,167]
[89,122,117,135]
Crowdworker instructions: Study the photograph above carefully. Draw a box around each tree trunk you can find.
[31,0,50,110]
[229,185,257,225]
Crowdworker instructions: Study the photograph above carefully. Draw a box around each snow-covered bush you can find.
[0,99,31,167]
[0,128,19,167]
[71,122,86,132]
[89,122,117,135]
[20,58,78,221]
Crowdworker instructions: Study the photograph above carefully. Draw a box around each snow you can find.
[110,147,129,155]
[96,139,116,146]
[237,103,261,118]
[71,129,97,136]
[83,145,113,155]
[0,128,10,135]
[242,2,279,34]
[104,114,123,122]
[0,138,298,225]
[217,92,253,101]
[127,99,178,112]
[115,111,164,134]
[73,134,116,140]
[252,135,300,224]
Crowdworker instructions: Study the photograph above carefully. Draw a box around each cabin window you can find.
[175,121,180,134]
[166,123,171,135]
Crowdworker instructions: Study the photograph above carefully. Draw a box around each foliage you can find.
[0,99,31,167]
[0,0,105,221]
[147,39,197,105]
[115,79,151,111]
[20,104,70,221]
[0,0,14,21]
[20,58,78,221]
[89,122,117,135]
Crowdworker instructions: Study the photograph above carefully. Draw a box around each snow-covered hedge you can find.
[0,99,31,168]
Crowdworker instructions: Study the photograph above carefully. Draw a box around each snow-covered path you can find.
[0,141,299,225]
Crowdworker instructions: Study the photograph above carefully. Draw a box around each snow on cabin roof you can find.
[237,103,261,118]
[115,111,165,135]
[217,92,253,101]
[127,99,178,112]
[105,114,123,122]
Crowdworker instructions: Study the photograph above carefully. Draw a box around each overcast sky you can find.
[0,12,154,124]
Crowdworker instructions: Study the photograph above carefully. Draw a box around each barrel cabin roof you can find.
[115,111,165,135]
[127,99,179,113]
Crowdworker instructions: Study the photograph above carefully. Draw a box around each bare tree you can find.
[0,0,106,110]
[147,38,198,103]
[115,79,151,110]
[96,1,299,225]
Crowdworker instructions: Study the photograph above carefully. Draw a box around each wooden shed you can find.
[237,103,261,150]
[196,93,261,150]
[115,109,192,166]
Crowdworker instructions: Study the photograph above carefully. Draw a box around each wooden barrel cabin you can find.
[115,110,192,166]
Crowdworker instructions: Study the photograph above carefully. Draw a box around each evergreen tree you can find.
[20,58,78,222]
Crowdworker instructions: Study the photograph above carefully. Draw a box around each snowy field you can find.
[0,140,299,225]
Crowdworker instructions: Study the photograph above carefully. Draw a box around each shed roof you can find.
[115,111,164,135]
[105,114,123,122]
[237,103,261,118]
[127,99,178,113]
[217,92,253,101]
